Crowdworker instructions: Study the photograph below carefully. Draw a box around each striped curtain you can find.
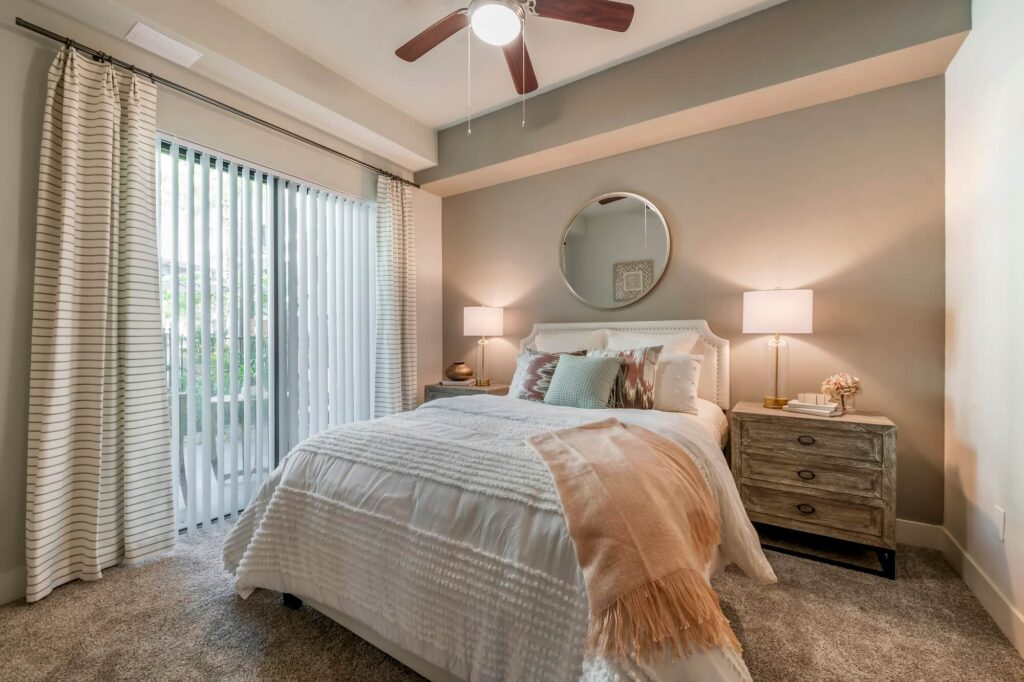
[26,48,173,602]
[373,176,417,416]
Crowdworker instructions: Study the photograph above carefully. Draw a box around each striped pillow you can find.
[588,345,663,409]
[543,355,623,409]
[509,349,585,401]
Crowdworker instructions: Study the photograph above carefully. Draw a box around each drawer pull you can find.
[797,435,816,446]
[796,469,816,480]
[796,503,816,515]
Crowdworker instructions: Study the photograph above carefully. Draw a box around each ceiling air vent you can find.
[124,22,202,68]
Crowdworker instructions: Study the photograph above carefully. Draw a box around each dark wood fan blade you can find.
[395,10,470,62]
[502,34,538,95]
[598,196,626,205]
[534,0,635,32]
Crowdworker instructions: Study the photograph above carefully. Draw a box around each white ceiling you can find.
[216,0,787,129]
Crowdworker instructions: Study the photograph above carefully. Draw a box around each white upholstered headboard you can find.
[520,320,730,410]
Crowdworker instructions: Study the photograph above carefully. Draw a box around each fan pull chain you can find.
[467,22,472,136]
[644,203,648,249]
[521,16,527,128]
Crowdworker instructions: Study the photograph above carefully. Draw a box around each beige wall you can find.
[945,0,1024,652]
[0,15,47,607]
[0,7,442,604]
[443,78,946,523]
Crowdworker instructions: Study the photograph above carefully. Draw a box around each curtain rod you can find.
[15,17,419,189]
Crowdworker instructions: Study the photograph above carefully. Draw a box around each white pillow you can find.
[606,330,699,356]
[653,353,704,414]
[534,329,606,353]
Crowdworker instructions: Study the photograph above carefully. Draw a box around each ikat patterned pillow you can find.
[587,345,663,409]
[509,349,586,402]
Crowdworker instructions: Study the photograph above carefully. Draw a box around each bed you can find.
[224,321,775,681]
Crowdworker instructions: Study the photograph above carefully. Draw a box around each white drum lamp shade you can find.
[742,289,814,334]
[464,306,504,337]
[743,290,813,408]
[464,306,503,386]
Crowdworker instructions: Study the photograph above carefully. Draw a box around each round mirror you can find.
[559,193,670,309]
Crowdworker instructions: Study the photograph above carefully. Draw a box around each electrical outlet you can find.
[995,505,1006,542]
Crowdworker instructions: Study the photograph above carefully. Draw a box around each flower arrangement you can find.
[821,372,861,412]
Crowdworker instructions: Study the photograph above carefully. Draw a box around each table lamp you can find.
[742,289,813,408]
[464,306,504,386]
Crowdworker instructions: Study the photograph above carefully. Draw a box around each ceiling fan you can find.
[396,0,636,95]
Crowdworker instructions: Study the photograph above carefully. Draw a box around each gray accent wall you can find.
[442,78,946,524]
[418,0,969,186]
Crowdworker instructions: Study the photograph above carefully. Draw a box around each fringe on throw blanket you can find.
[528,418,742,663]
[588,567,742,662]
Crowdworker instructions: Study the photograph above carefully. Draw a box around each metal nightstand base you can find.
[756,523,897,580]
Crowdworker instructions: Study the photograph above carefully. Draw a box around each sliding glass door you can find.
[156,138,375,530]
[277,182,376,451]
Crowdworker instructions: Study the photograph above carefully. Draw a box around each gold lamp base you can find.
[763,396,789,409]
[475,378,491,387]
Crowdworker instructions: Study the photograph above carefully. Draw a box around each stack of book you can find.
[783,396,842,417]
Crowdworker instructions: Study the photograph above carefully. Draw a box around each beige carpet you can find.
[1,521,1021,682]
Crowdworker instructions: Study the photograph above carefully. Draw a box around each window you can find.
[157,138,376,530]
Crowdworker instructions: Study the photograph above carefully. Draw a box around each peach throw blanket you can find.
[528,418,741,662]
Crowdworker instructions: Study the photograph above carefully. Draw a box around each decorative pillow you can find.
[534,330,606,353]
[606,330,699,356]
[587,345,663,409]
[543,355,623,409]
[653,353,704,414]
[509,349,585,401]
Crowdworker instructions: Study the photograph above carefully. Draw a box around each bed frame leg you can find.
[283,592,303,610]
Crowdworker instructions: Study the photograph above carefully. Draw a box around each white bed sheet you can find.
[224,395,773,682]
[602,397,731,448]
[694,397,731,447]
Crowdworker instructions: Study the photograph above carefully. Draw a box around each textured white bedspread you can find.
[224,395,775,681]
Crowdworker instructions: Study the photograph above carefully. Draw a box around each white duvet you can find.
[224,395,776,681]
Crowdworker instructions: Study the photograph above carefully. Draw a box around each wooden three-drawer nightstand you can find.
[423,383,509,402]
[730,401,898,578]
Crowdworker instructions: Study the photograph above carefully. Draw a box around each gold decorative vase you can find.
[444,362,473,382]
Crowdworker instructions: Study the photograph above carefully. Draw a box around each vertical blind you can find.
[157,138,376,530]
[278,180,376,450]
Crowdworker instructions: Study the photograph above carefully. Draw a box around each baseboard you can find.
[0,565,25,606]
[896,518,947,550]
[939,528,1024,657]
[895,518,1023,656]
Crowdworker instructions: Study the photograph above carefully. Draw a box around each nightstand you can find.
[424,383,509,402]
[730,401,898,579]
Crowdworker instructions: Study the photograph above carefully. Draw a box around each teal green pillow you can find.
[543,355,623,409]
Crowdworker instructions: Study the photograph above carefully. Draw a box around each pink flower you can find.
[821,372,861,400]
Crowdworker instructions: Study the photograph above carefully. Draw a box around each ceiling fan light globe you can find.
[470,3,522,46]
